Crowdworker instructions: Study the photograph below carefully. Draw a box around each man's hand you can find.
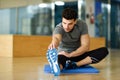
[48,42,56,50]
[58,51,71,58]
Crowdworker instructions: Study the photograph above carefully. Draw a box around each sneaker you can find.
[65,60,78,69]
[47,48,60,76]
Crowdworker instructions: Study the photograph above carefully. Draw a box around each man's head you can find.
[62,8,78,32]
[62,8,78,20]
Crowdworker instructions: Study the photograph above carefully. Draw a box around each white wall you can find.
[85,0,95,37]
[0,9,10,34]
[0,0,43,9]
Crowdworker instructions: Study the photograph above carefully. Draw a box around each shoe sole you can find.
[47,48,60,76]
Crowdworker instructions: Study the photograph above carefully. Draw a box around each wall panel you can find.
[0,0,43,9]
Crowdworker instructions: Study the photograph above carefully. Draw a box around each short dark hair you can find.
[62,8,78,20]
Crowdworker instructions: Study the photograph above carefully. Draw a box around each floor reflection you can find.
[0,57,13,80]
[0,49,120,80]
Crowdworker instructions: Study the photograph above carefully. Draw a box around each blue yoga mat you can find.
[44,64,99,74]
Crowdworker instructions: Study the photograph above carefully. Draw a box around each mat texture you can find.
[44,64,99,74]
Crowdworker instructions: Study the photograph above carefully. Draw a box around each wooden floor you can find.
[0,49,120,80]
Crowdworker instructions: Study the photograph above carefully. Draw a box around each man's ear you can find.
[74,19,77,24]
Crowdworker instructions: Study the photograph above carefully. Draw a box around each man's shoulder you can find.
[56,23,62,27]
[76,19,86,24]
[53,23,64,34]
[55,23,63,30]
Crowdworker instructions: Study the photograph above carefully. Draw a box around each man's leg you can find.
[76,47,109,66]
[76,56,92,66]
[58,55,91,69]
[58,54,92,69]
[58,47,109,69]
[58,55,69,70]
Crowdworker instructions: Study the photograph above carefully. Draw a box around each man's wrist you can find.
[69,54,72,58]
[69,51,74,58]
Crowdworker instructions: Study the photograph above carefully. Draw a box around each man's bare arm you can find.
[48,34,62,49]
[69,34,90,57]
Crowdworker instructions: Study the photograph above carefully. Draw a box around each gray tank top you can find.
[53,19,88,53]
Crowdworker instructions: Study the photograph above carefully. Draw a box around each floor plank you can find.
[0,49,120,80]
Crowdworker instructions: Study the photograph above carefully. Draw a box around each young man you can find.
[47,8,109,76]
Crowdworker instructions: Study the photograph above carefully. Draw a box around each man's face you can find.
[62,18,76,32]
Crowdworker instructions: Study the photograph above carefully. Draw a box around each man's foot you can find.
[65,60,78,69]
[47,48,60,76]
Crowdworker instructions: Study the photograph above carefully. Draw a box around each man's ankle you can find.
[59,64,63,70]
[65,60,78,69]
